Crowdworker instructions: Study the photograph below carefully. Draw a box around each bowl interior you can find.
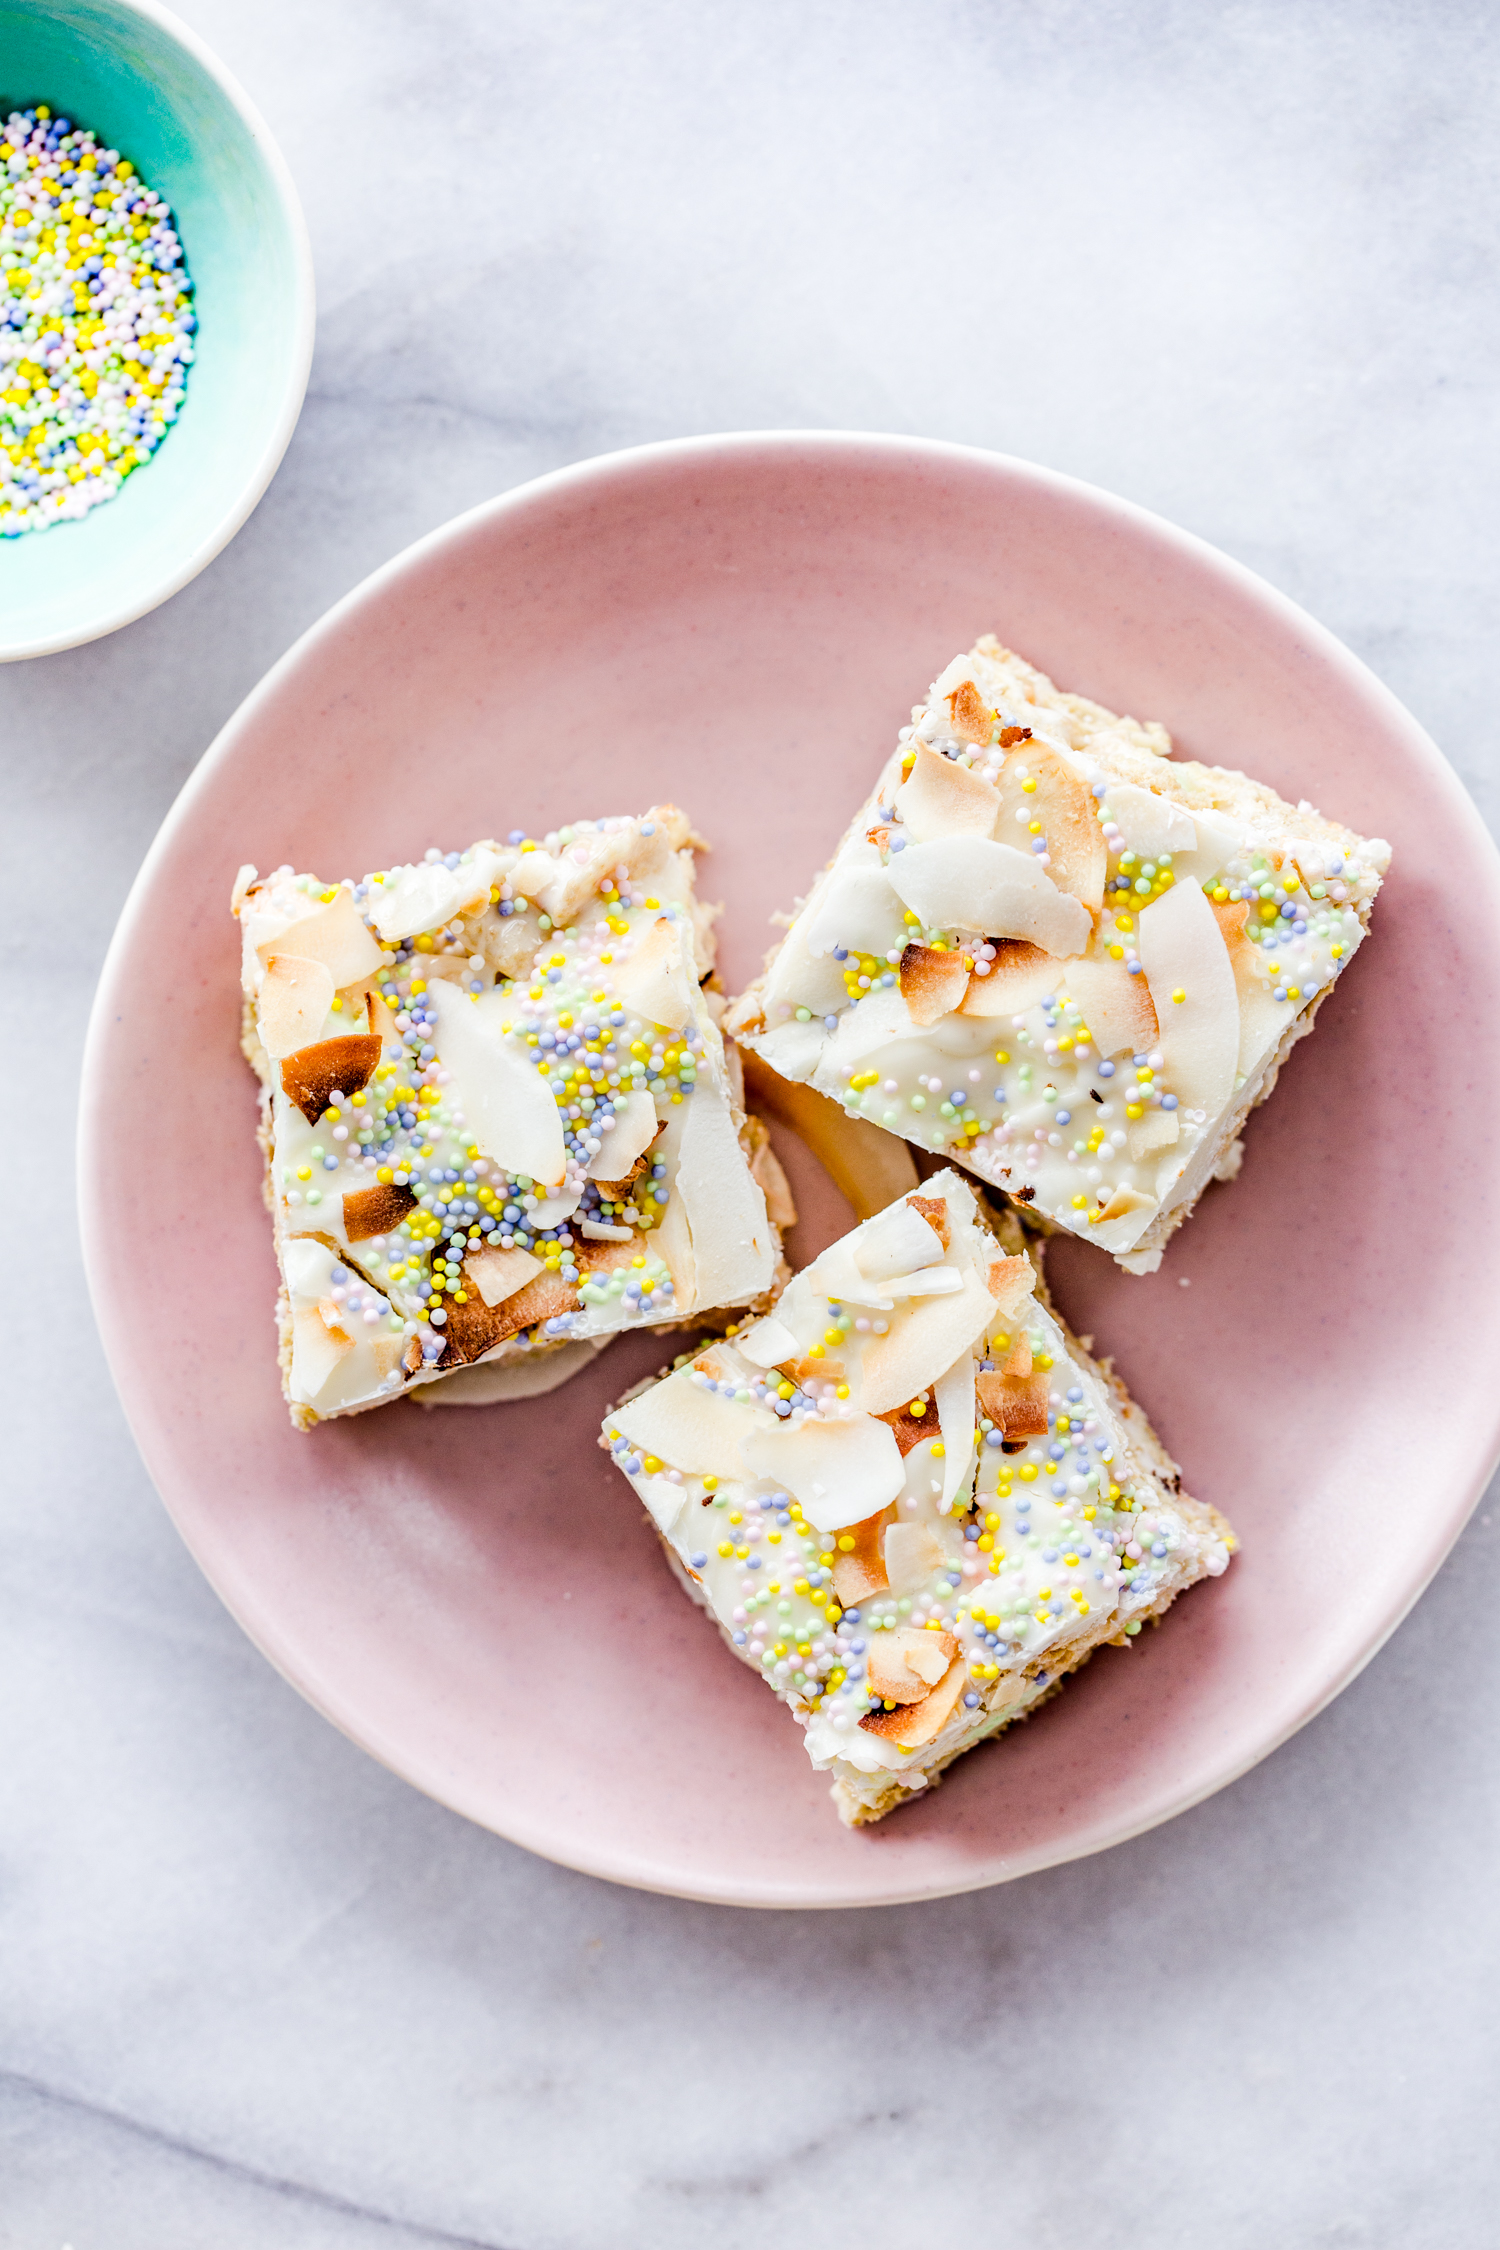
[80,435,1500,1906]
[0,0,309,656]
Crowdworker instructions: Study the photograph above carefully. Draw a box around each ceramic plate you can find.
[79,434,1500,1907]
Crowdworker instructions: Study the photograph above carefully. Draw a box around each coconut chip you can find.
[867,1626,959,1703]
[958,938,1060,1018]
[342,1179,419,1242]
[831,1506,895,1605]
[860,1654,968,1745]
[279,1033,384,1126]
[897,942,971,1028]
[893,743,1000,842]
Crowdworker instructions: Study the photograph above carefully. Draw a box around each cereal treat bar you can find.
[235,806,787,1427]
[602,1168,1234,1825]
[726,640,1389,1271]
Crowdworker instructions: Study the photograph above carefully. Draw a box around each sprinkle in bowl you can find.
[0,0,313,659]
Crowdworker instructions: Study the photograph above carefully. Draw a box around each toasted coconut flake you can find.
[651,1176,696,1304]
[1127,1108,1179,1161]
[985,1255,1035,1318]
[876,1391,938,1457]
[946,678,995,745]
[463,1245,544,1306]
[1001,1335,1033,1378]
[1105,781,1197,860]
[426,979,566,1189]
[612,1366,763,1483]
[585,1088,660,1181]
[738,1313,801,1368]
[579,1218,634,1243]
[898,942,971,1029]
[1213,897,1290,1077]
[887,836,1091,958]
[740,1413,905,1533]
[279,1033,384,1125]
[440,1268,579,1368]
[231,864,258,916]
[894,743,1000,843]
[369,1336,405,1380]
[906,1194,951,1250]
[612,917,695,1033]
[975,1366,1049,1439]
[289,1304,354,1404]
[959,938,1060,1017]
[868,1625,959,1703]
[858,1271,996,1417]
[1059,955,1158,1057]
[364,985,400,1041]
[256,887,385,990]
[368,855,500,942]
[1014,742,1106,912]
[343,1179,419,1241]
[882,1520,946,1595]
[747,1130,798,1231]
[855,1198,946,1282]
[575,1236,639,1277]
[800,859,905,960]
[860,1654,968,1745]
[831,1506,895,1605]
[675,1075,778,1307]
[1137,878,1239,1120]
[258,953,336,1060]
[1094,1182,1153,1225]
[933,1348,976,1512]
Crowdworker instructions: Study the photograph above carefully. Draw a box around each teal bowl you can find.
[0,0,313,658]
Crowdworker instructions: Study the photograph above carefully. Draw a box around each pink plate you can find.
[80,434,1500,1907]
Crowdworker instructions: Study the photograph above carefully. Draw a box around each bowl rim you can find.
[78,430,1500,1906]
[0,0,316,663]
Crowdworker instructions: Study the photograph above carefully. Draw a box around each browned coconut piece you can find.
[279,1034,384,1125]
[342,1179,419,1241]
[1001,1333,1033,1378]
[866,1626,959,1704]
[986,1254,1034,1315]
[975,1365,1050,1439]
[898,943,970,1029]
[1093,1183,1153,1226]
[894,744,1001,841]
[438,1269,581,1369]
[875,1390,939,1457]
[959,938,1060,1018]
[364,985,400,1040]
[831,1506,895,1606]
[860,1654,969,1745]
[906,1193,951,1250]
[945,678,995,745]
[999,741,1106,914]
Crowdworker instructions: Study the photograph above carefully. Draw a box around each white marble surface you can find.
[5,2,1499,2241]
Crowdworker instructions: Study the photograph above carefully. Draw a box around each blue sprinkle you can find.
[1055,1108,1071,1126]
[690,1552,708,1569]
[823,1015,839,1031]
[1051,1481,1068,1497]
[1162,1093,1178,1110]
[1099,1060,1115,1077]
[963,1691,981,1708]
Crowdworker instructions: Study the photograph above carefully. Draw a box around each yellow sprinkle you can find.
[1172,987,1186,1003]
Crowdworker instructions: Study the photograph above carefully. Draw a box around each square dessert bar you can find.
[727,640,1390,1270]
[236,805,787,1426]
[603,1169,1234,1825]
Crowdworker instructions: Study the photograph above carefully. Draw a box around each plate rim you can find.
[77,429,1500,1907]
